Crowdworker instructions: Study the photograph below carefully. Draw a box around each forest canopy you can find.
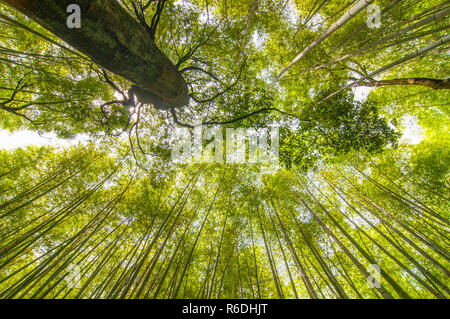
[0,0,448,299]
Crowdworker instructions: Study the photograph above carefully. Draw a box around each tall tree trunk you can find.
[3,0,189,108]
[256,206,284,299]
[360,78,450,90]
[249,218,262,298]
[320,34,450,103]
[208,201,229,299]
[304,6,450,75]
[277,0,372,79]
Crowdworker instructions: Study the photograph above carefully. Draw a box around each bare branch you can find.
[143,0,157,11]
[175,23,221,69]
[0,73,36,121]
[169,106,313,129]
[149,0,166,40]
[98,68,127,100]
[189,60,246,104]
[180,66,223,84]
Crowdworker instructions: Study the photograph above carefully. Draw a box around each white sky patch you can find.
[251,30,267,50]
[0,129,90,150]
[198,10,208,24]
[257,67,275,83]
[283,0,300,26]
[114,91,124,100]
[306,14,325,31]
[399,115,424,145]
[353,86,373,102]
[174,0,195,10]
[197,5,218,24]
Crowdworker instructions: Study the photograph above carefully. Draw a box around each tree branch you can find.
[0,73,35,121]
[169,106,312,129]
[189,60,246,104]
[360,78,450,90]
[149,0,166,40]
[98,68,127,100]
[180,66,223,84]
[175,24,220,69]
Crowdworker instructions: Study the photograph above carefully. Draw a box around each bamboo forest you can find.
[0,0,448,301]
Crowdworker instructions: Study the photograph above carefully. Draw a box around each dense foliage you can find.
[0,0,448,299]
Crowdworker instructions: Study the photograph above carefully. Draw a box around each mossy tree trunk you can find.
[3,0,189,108]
